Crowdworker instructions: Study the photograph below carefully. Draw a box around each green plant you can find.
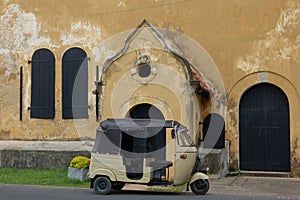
[69,156,89,169]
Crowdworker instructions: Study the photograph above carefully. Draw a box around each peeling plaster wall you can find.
[60,21,102,48]
[0,4,53,78]
[235,3,300,74]
[0,0,300,175]
[0,2,105,140]
[227,0,300,177]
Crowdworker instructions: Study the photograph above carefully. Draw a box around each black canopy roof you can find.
[99,118,179,130]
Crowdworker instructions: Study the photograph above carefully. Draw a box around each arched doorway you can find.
[128,104,165,161]
[239,83,290,172]
[128,103,164,120]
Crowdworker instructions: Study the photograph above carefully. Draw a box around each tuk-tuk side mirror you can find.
[171,129,176,139]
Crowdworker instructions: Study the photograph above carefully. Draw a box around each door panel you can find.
[174,149,197,185]
[239,109,264,170]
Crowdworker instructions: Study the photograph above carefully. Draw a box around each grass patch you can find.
[0,168,90,188]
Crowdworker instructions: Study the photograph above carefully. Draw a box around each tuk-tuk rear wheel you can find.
[190,179,209,195]
[93,176,112,195]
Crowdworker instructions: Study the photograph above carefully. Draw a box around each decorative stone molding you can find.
[131,54,157,84]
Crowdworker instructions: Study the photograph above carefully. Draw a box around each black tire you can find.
[93,177,112,195]
[190,179,209,195]
[112,182,125,190]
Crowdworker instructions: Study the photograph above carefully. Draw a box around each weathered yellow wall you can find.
[101,48,201,140]
[0,0,300,175]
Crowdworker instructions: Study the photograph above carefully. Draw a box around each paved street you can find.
[1,176,300,200]
[0,184,299,200]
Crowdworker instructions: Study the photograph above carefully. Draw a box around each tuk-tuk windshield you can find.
[177,125,195,147]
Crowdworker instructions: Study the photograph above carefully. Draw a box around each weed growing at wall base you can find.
[0,168,90,188]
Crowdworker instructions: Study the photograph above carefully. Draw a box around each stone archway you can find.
[226,72,300,176]
[128,103,164,119]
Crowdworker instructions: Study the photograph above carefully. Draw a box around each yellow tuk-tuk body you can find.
[88,118,209,195]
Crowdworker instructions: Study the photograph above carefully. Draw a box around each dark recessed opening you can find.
[138,64,151,78]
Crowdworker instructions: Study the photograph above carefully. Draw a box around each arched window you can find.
[202,113,225,149]
[30,48,55,119]
[62,47,88,119]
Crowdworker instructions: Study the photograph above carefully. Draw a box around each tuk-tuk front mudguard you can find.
[89,169,116,188]
[186,172,209,191]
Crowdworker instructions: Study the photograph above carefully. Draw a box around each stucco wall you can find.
[224,0,300,176]
[101,48,201,140]
[0,0,300,176]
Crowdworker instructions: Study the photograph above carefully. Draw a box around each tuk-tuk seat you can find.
[149,160,173,169]
[149,161,173,181]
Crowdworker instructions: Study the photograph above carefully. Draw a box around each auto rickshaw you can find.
[88,118,209,195]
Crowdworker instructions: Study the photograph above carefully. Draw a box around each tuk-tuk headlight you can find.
[200,167,209,175]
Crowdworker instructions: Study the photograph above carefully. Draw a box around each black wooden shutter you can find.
[62,48,88,119]
[203,113,225,149]
[30,49,55,119]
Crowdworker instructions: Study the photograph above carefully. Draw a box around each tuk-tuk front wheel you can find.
[93,177,112,195]
[190,179,209,195]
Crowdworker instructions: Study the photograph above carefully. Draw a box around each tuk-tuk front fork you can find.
[187,156,209,192]
[192,156,209,173]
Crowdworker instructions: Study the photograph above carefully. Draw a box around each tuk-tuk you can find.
[88,118,209,195]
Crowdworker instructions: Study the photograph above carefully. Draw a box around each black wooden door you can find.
[239,83,290,172]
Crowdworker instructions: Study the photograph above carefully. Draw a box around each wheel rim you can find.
[195,180,207,191]
[96,180,108,192]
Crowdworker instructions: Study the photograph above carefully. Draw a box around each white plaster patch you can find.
[91,46,116,63]
[276,9,300,33]
[236,56,261,73]
[118,0,127,7]
[236,1,300,73]
[258,72,268,82]
[0,4,56,73]
[60,21,102,49]
[24,75,31,110]
[2,0,11,5]
[0,4,58,110]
